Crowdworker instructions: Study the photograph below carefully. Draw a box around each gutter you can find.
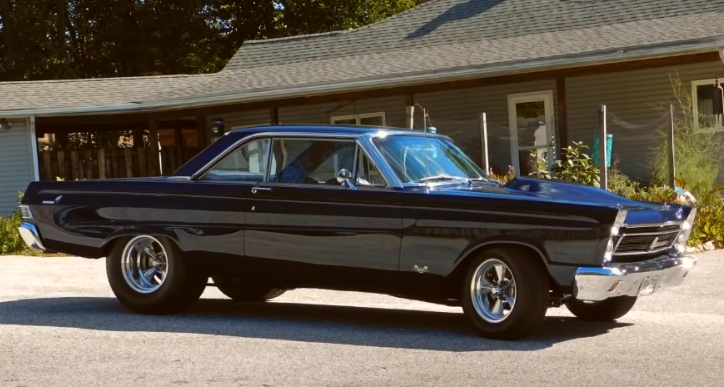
[0,104,141,119]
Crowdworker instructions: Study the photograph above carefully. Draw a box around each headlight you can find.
[603,237,615,263]
[604,209,628,264]
[610,209,627,237]
[673,207,697,253]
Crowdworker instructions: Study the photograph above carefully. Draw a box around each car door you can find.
[244,135,404,290]
[188,135,272,272]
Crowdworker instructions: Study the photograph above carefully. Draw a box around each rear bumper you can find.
[573,254,697,302]
[18,222,47,251]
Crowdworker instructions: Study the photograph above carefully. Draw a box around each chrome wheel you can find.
[470,258,517,323]
[121,235,169,294]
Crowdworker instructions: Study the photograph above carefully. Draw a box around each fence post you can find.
[599,104,608,190]
[480,112,489,173]
[668,103,676,189]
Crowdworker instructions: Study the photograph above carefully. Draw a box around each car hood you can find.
[414,176,690,225]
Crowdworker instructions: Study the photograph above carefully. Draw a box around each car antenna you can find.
[415,103,434,182]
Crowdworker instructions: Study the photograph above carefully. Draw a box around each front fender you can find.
[450,234,596,291]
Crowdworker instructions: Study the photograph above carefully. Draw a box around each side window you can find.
[200,138,270,183]
[355,147,387,187]
[270,138,356,185]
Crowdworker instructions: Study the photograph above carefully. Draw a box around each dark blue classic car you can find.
[17,125,698,340]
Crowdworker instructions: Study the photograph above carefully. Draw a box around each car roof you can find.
[228,124,444,138]
[173,124,448,177]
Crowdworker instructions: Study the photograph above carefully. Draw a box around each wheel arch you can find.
[447,240,554,293]
[101,228,181,257]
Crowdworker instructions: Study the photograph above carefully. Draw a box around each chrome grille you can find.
[612,224,681,261]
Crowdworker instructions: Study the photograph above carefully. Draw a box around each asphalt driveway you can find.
[0,252,722,386]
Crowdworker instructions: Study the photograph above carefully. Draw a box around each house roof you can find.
[0,73,213,114]
[2,0,724,117]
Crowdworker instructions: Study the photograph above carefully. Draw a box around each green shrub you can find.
[529,141,601,187]
[0,212,24,255]
[488,165,516,183]
[0,192,28,255]
[648,75,724,199]
[527,138,722,248]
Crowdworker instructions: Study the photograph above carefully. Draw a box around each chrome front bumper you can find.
[18,222,47,251]
[573,255,698,302]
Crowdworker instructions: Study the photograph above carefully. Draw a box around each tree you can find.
[0,0,424,82]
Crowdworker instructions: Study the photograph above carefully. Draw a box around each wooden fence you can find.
[37,146,200,181]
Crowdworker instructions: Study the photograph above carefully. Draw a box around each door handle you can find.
[251,187,272,194]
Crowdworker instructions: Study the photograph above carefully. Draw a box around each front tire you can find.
[106,235,208,314]
[460,247,549,340]
[565,296,637,321]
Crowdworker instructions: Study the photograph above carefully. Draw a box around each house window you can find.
[331,112,386,127]
[692,79,724,132]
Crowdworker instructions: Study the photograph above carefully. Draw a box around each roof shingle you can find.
[224,0,724,70]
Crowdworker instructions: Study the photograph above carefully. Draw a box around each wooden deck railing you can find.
[37,146,200,181]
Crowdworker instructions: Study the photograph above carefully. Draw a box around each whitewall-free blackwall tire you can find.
[565,296,637,321]
[212,276,287,302]
[106,235,208,314]
[461,246,549,340]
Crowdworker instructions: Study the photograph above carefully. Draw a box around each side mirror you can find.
[336,168,357,189]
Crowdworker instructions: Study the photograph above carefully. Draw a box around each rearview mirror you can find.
[336,168,357,190]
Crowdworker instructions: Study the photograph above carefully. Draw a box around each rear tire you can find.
[460,246,549,340]
[212,276,287,302]
[106,235,208,314]
[565,296,637,321]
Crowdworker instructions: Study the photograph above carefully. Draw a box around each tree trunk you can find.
[56,0,68,76]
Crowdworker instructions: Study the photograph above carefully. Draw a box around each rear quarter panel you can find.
[21,179,250,269]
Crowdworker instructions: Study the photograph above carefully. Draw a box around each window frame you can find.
[330,112,387,127]
[196,136,273,184]
[353,143,390,188]
[192,132,398,189]
[691,79,724,133]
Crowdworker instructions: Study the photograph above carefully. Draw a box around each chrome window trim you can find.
[192,132,359,181]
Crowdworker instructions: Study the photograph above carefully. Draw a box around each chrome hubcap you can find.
[121,236,169,294]
[470,258,517,323]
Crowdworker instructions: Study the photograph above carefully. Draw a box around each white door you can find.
[507,91,556,177]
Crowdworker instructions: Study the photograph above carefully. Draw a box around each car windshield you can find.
[371,134,489,184]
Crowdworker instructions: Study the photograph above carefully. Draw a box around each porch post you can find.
[405,94,415,129]
[555,77,568,162]
[196,115,210,148]
[148,117,160,176]
[270,107,280,124]
[599,105,608,190]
